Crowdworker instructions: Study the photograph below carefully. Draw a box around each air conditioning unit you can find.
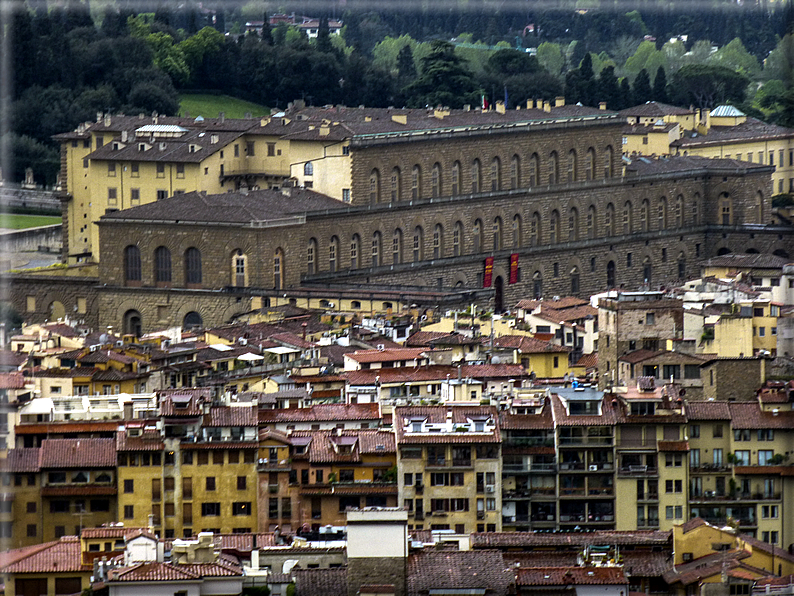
[705,490,715,497]
[589,465,598,471]
[485,484,495,493]
[258,459,267,465]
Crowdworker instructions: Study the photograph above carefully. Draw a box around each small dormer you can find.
[407,416,427,433]
[138,142,150,152]
[189,143,201,153]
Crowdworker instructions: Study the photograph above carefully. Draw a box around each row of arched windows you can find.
[367,146,615,204]
[124,245,286,289]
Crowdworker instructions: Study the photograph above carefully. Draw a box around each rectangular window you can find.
[206,477,216,491]
[130,163,139,177]
[713,425,723,438]
[156,163,165,178]
[232,502,251,516]
[107,187,117,206]
[108,163,116,177]
[237,476,247,490]
[342,189,351,203]
[176,163,185,178]
[123,479,134,493]
[130,188,140,205]
[201,502,220,516]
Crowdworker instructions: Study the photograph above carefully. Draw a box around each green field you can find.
[179,94,270,119]
[0,214,62,229]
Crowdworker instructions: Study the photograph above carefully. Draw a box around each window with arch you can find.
[453,222,463,257]
[587,206,596,239]
[413,226,423,262]
[304,162,313,176]
[549,210,560,244]
[390,168,401,202]
[607,260,616,288]
[451,161,461,195]
[124,310,142,337]
[183,311,202,330]
[273,248,284,290]
[549,152,559,184]
[471,159,481,193]
[512,214,522,248]
[530,212,541,246]
[431,163,441,198]
[329,236,339,272]
[369,169,380,204]
[585,148,595,180]
[532,271,542,299]
[154,246,172,284]
[307,238,318,275]
[567,149,577,182]
[510,155,520,189]
[643,256,652,285]
[529,153,539,186]
[493,217,502,251]
[677,252,686,279]
[720,193,732,225]
[411,165,421,200]
[491,157,501,191]
[605,203,615,237]
[232,249,246,287]
[640,199,650,232]
[570,266,580,295]
[658,197,668,230]
[392,229,403,265]
[433,224,443,259]
[692,194,700,225]
[473,219,483,253]
[604,145,614,178]
[372,232,382,267]
[350,234,361,269]
[622,201,632,235]
[756,191,764,223]
[568,207,578,241]
[675,195,684,228]
[124,245,141,284]
[184,247,202,285]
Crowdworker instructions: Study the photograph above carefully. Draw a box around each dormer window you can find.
[412,421,423,432]
[475,421,485,432]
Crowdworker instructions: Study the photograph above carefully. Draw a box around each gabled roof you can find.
[684,400,731,420]
[407,550,513,595]
[204,405,258,427]
[619,102,693,118]
[40,438,116,468]
[491,334,570,354]
[258,403,381,424]
[289,428,395,463]
[2,536,84,573]
[3,448,42,472]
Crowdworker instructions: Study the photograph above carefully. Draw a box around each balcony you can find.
[558,436,613,446]
[451,458,472,468]
[503,463,558,473]
[636,517,660,528]
[618,466,658,477]
[560,488,586,496]
[258,459,291,472]
[637,492,659,501]
[690,463,731,473]
[559,514,586,522]
[616,439,658,450]
[559,462,586,471]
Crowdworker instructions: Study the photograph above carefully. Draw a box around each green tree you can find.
[397,44,417,80]
[536,42,564,77]
[632,69,653,105]
[403,40,479,108]
[624,40,656,77]
[711,38,760,78]
[670,64,749,109]
[652,66,669,103]
[597,65,622,110]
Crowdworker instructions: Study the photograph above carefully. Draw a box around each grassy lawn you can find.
[0,214,62,229]
[179,94,270,119]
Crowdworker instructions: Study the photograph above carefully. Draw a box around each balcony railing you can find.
[503,463,558,473]
[560,488,586,496]
[559,436,613,446]
[618,466,658,477]
[637,517,660,528]
[616,439,658,449]
[559,514,586,522]
[690,463,731,473]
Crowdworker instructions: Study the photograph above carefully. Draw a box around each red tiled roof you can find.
[500,409,554,430]
[109,561,200,581]
[408,550,513,594]
[405,331,480,347]
[15,420,119,435]
[117,429,164,452]
[517,566,627,586]
[81,527,152,540]
[346,347,428,363]
[729,402,794,429]
[258,403,381,424]
[2,536,85,573]
[470,530,671,548]
[78,350,141,365]
[575,353,598,369]
[551,392,618,427]
[4,448,42,472]
[293,567,347,596]
[269,332,316,349]
[40,438,116,468]
[289,429,395,463]
[394,406,501,444]
[204,405,258,427]
[683,400,731,420]
[0,372,26,389]
[491,335,570,354]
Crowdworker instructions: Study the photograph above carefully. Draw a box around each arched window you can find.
[604,145,614,178]
[304,162,313,176]
[493,217,502,251]
[274,248,284,290]
[350,234,360,269]
[549,151,559,184]
[183,311,203,330]
[512,214,522,248]
[720,193,732,225]
[453,222,463,257]
[675,195,684,228]
[433,224,443,259]
[154,246,171,284]
[369,169,380,204]
[124,245,141,285]
[431,163,441,198]
[184,247,202,285]
[411,165,421,200]
[392,229,403,265]
[510,155,520,189]
[606,260,616,288]
[530,212,541,246]
[568,207,578,241]
[756,191,764,223]
[567,149,577,182]
[329,236,339,272]
[491,157,501,191]
[372,232,382,267]
[622,201,632,235]
[232,249,246,286]
[640,199,650,232]
[390,167,401,202]
[643,256,652,286]
[471,159,481,193]
[529,153,539,186]
[658,196,668,230]
[585,148,595,180]
[692,193,700,225]
[605,203,615,237]
[412,226,423,262]
[307,238,318,275]
[124,309,142,337]
[677,252,686,280]
[549,210,560,244]
[587,206,596,239]
[532,271,542,299]
[473,219,483,253]
[570,266,580,295]
[451,161,461,195]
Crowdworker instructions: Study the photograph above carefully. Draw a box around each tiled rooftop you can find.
[40,438,116,468]
[407,550,513,596]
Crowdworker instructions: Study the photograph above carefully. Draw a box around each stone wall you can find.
[347,557,406,596]
[4,274,100,328]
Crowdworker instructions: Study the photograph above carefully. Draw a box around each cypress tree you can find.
[653,66,669,103]
[633,68,653,105]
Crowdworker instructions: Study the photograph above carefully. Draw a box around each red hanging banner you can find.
[509,253,519,284]
[483,257,494,288]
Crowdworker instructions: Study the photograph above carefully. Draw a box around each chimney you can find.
[104,114,112,127]
[121,130,128,142]
[495,101,506,114]
[543,101,551,113]
[219,112,225,123]
[599,102,607,111]
[527,100,534,109]
[319,125,330,136]
[96,112,103,123]
[555,96,565,108]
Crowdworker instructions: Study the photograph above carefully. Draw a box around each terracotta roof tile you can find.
[204,405,258,427]
[683,401,731,420]
[405,331,480,346]
[0,372,26,389]
[517,566,627,586]
[407,550,513,595]
[117,429,164,452]
[15,420,120,435]
[258,403,381,424]
[2,536,84,573]
[492,335,570,354]
[4,448,41,472]
[81,527,152,539]
[470,530,671,548]
[40,438,116,468]
[109,561,201,581]
[293,567,347,596]
[575,353,598,369]
[346,348,428,364]
[500,409,554,430]
[729,402,794,429]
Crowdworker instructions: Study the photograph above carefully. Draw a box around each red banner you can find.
[483,257,494,288]
[509,253,519,284]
